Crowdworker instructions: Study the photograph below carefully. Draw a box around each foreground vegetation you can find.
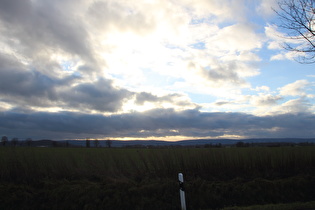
[0,146,315,209]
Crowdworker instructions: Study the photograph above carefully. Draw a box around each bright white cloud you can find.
[207,23,263,53]
[272,98,313,114]
[256,0,278,17]
[279,80,310,97]
[181,0,248,22]
[265,24,284,50]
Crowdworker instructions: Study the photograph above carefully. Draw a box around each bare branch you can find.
[274,0,315,63]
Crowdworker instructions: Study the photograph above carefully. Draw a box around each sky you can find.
[0,0,314,141]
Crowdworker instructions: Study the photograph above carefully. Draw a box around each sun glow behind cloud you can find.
[108,134,246,142]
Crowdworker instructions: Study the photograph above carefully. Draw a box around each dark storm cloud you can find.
[0,0,92,61]
[0,54,58,106]
[0,70,57,106]
[1,109,314,139]
[0,66,133,112]
[60,78,134,112]
[0,68,53,98]
[0,53,128,111]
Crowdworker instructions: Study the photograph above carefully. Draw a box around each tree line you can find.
[1,136,33,147]
[0,136,113,148]
[85,138,112,148]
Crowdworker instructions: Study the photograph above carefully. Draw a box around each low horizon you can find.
[6,137,315,142]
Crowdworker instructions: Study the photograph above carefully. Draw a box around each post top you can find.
[178,173,184,182]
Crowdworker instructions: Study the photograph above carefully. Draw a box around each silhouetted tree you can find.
[11,138,19,147]
[235,141,250,147]
[86,138,90,148]
[1,136,8,146]
[94,139,99,147]
[26,138,33,147]
[52,141,58,147]
[236,141,244,147]
[274,0,315,63]
[106,139,112,148]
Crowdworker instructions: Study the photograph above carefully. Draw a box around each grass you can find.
[222,201,315,210]
[0,146,315,209]
[2,146,314,181]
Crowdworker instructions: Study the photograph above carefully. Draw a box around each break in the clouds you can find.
[0,0,314,140]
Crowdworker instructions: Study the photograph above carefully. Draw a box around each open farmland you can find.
[1,146,315,209]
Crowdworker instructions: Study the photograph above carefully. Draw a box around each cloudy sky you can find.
[0,0,314,140]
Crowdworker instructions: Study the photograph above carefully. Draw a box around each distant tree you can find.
[274,0,315,63]
[106,139,112,148]
[204,144,212,148]
[215,143,222,148]
[1,136,8,146]
[235,141,250,147]
[86,138,90,148]
[66,141,69,147]
[52,141,58,147]
[236,141,245,147]
[26,138,33,147]
[11,137,19,147]
[94,139,99,148]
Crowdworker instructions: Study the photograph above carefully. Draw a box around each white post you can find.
[178,173,186,210]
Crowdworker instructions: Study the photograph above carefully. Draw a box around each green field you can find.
[1,146,315,209]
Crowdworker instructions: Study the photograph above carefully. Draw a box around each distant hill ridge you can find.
[24,138,315,147]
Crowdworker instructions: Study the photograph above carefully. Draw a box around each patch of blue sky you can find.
[110,74,124,81]
[216,20,239,29]
[164,43,185,51]
[258,43,275,61]
[188,93,218,104]
[164,43,178,49]
[189,18,206,25]
[190,16,236,29]
[203,66,211,71]
[253,42,315,91]
[60,60,74,72]
[141,68,178,87]
[257,60,314,88]
[72,71,82,77]
[190,42,206,50]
